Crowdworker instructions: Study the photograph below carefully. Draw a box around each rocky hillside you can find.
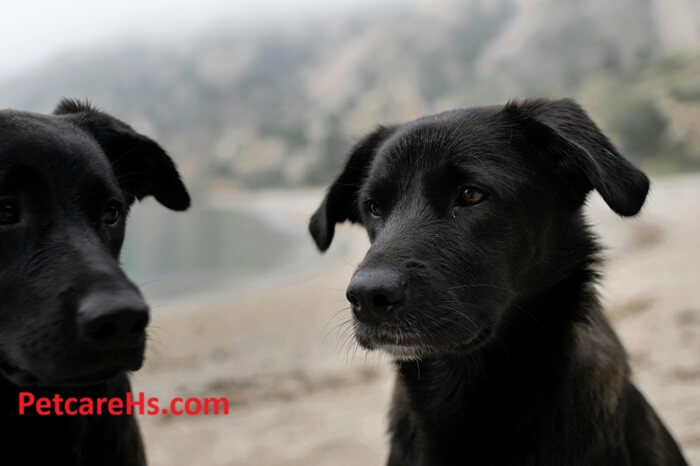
[0,0,698,193]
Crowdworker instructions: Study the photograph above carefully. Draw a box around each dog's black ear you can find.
[309,125,396,252]
[507,98,649,216]
[54,98,190,211]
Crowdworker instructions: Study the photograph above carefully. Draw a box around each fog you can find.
[0,0,408,76]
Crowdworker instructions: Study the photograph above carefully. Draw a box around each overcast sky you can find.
[0,0,403,77]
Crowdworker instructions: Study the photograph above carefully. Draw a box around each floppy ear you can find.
[309,125,396,252]
[507,98,649,216]
[54,98,190,211]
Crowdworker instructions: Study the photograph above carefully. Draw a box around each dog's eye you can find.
[452,187,487,217]
[0,199,20,225]
[367,200,384,218]
[456,188,486,207]
[103,202,122,225]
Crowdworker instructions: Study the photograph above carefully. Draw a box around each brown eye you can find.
[0,199,20,225]
[368,200,384,218]
[103,201,122,225]
[457,188,486,207]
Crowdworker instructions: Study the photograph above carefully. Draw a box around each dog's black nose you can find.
[77,291,149,350]
[346,268,405,323]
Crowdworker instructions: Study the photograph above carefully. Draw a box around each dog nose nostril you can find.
[372,294,393,309]
[89,321,117,340]
[346,292,359,307]
[374,285,404,308]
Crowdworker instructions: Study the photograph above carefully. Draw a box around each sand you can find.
[131,175,700,465]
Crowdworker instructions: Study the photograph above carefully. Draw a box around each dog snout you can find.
[77,291,149,350]
[346,268,405,323]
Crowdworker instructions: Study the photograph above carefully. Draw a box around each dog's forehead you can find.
[367,107,528,189]
[0,110,116,183]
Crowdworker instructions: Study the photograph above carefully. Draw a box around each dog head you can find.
[0,99,189,386]
[310,98,648,359]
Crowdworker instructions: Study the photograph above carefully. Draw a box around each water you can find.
[120,199,298,301]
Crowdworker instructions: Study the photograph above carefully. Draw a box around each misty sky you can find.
[0,0,402,77]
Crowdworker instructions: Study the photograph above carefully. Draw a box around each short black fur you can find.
[0,99,190,465]
[310,98,687,465]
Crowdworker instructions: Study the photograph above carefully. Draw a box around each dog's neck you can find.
[0,373,118,396]
[392,263,629,462]
[0,373,142,465]
[0,373,125,420]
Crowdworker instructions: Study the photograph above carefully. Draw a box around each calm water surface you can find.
[120,200,299,301]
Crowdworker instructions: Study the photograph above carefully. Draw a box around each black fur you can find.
[54,99,190,211]
[310,98,687,465]
[0,99,189,465]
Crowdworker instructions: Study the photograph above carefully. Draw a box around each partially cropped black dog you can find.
[0,100,189,465]
[310,99,688,465]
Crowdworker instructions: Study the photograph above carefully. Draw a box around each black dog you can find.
[0,100,189,465]
[310,99,688,465]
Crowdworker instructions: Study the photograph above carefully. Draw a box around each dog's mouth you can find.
[0,351,144,387]
[354,321,488,360]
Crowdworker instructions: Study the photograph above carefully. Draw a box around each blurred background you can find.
[1,0,699,464]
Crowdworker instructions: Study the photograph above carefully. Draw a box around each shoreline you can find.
[141,190,357,316]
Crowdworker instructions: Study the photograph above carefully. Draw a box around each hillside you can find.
[0,0,698,194]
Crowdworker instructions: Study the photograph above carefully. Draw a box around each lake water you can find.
[120,200,300,301]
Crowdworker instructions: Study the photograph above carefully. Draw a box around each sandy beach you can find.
[131,176,700,466]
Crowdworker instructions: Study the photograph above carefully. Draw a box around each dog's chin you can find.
[0,353,144,387]
[374,344,438,360]
[354,322,488,361]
